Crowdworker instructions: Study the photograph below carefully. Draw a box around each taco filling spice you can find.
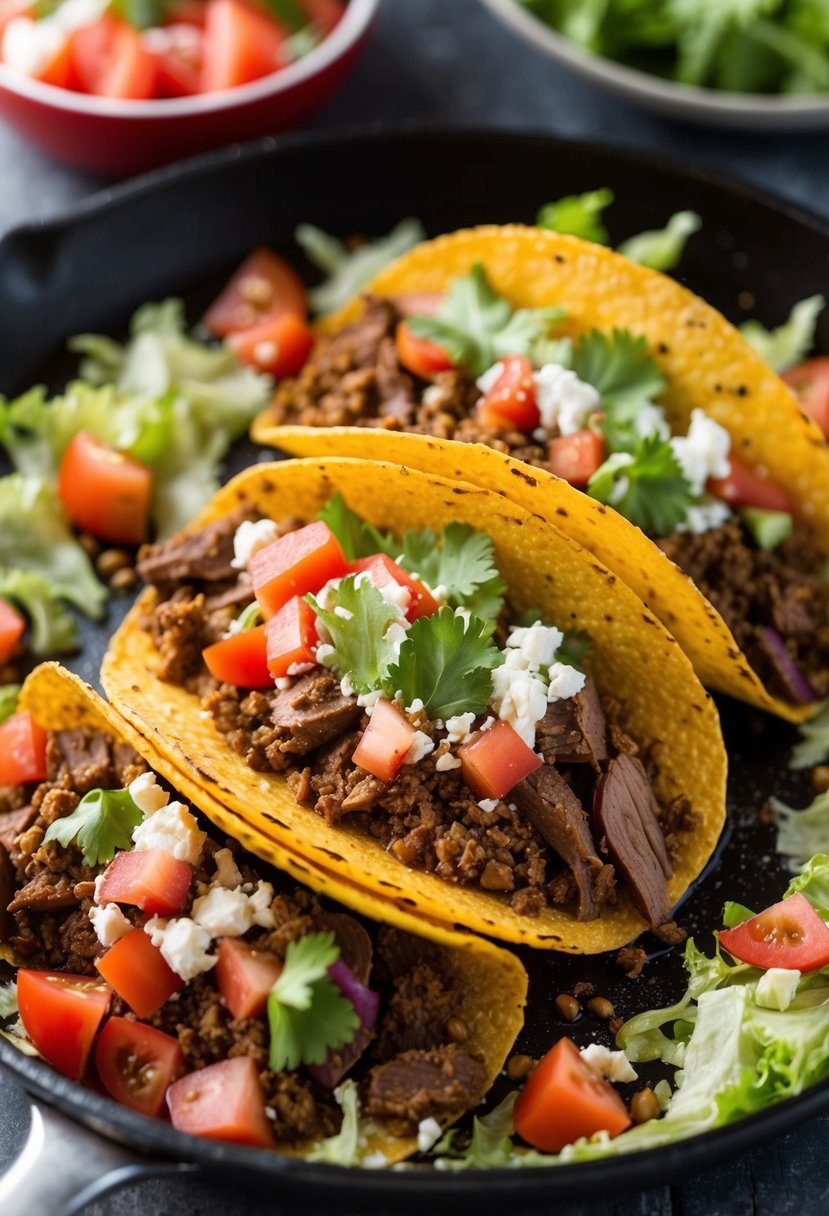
[264,275,829,707]
[0,713,494,1148]
[135,498,697,932]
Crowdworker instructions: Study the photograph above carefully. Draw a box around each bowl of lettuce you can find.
[480,0,829,130]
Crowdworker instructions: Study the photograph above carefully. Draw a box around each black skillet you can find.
[0,129,828,1215]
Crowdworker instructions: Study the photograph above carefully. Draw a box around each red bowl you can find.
[0,0,378,177]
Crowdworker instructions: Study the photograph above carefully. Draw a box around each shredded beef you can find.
[658,519,829,699]
[270,672,363,754]
[594,755,672,928]
[0,804,36,852]
[365,1044,488,1130]
[137,510,246,591]
[373,963,463,1061]
[0,844,13,940]
[535,677,608,769]
[46,731,111,795]
[260,1071,341,1144]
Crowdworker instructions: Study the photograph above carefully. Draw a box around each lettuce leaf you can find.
[617,211,701,272]
[790,699,829,770]
[740,294,825,372]
[295,219,426,315]
[771,790,829,872]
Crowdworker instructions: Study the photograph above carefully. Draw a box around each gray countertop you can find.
[1,1,828,1214]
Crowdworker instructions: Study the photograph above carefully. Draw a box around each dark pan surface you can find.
[0,129,826,1206]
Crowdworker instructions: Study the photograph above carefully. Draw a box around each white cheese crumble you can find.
[129,771,169,817]
[669,409,731,497]
[316,643,335,665]
[675,498,732,536]
[249,881,276,929]
[275,677,292,690]
[231,519,281,570]
[546,663,588,702]
[505,622,563,671]
[145,916,215,981]
[407,698,425,714]
[357,689,383,710]
[361,1151,390,1169]
[405,730,435,765]
[213,848,243,890]
[416,1117,443,1153]
[191,886,253,938]
[634,401,671,441]
[490,665,549,749]
[286,661,314,676]
[435,752,462,771]
[755,967,801,1011]
[445,712,476,743]
[489,621,584,748]
[580,1043,638,1083]
[89,902,132,947]
[132,802,206,865]
[477,361,601,438]
[477,798,499,813]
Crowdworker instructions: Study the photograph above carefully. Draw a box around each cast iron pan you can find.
[0,129,828,1213]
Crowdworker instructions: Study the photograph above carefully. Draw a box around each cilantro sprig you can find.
[267,932,359,1071]
[588,435,694,536]
[43,787,143,867]
[317,493,396,561]
[572,329,667,453]
[398,522,506,620]
[537,188,615,244]
[387,607,503,720]
[308,575,402,695]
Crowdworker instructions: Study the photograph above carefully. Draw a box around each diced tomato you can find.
[37,35,75,88]
[150,22,204,97]
[301,0,345,34]
[395,322,453,379]
[215,937,283,1020]
[58,431,152,546]
[0,597,25,665]
[96,928,184,1018]
[228,312,314,377]
[458,719,542,801]
[352,699,415,783]
[351,554,439,622]
[17,970,110,1081]
[719,892,829,972]
[264,595,318,678]
[200,0,287,93]
[514,1037,632,1153]
[549,429,605,487]
[204,248,306,337]
[70,15,157,99]
[167,1056,274,1147]
[783,357,829,439]
[98,849,193,918]
[708,457,793,514]
[478,355,540,432]
[203,623,272,689]
[0,711,47,786]
[250,521,347,618]
[95,1017,184,1117]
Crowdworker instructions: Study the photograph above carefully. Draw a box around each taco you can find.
[100,456,726,952]
[0,662,526,1162]
[252,224,829,724]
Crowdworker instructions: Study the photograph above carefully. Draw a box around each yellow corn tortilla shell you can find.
[15,661,527,1165]
[101,458,727,953]
[252,224,829,724]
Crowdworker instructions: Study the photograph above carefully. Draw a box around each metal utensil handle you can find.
[0,1090,198,1216]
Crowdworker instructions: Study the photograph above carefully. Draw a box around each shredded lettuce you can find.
[617,211,701,272]
[771,790,829,871]
[790,699,829,770]
[740,294,825,372]
[0,981,18,1019]
[536,188,615,244]
[306,1080,362,1165]
[295,219,426,315]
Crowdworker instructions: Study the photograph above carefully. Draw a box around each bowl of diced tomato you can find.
[0,0,377,176]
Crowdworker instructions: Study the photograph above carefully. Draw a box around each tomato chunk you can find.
[515,1037,631,1152]
[17,970,110,1081]
[352,699,415,783]
[96,928,184,1018]
[478,355,540,432]
[200,0,287,93]
[204,247,306,337]
[0,597,25,665]
[228,313,314,377]
[351,554,440,622]
[301,0,345,33]
[37,34,75,88]
[395,322,453,379]
[150,22,204,96]
[719,893,829,972]
[459,720,542,801]
[783,357,829,439]
[549,429,605,486]
[98,849,193,918]
[167,1056,274,1147]
[708,457,793,514]
[0,710,47,786]
[215,937,283,1020]
[250,521,347,618]
[58,432,152,546]
[70,15,157,99]
[204,623,272,688]
[96,1016,184,1117]
[265,595,318,678]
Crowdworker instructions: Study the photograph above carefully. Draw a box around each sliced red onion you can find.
[307,959,380,1089]
[761,627,817,705]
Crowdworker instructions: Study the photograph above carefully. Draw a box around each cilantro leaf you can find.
[557,628,593,670]
[308,575,402,695]
[317,493,397,561]
[386,607,503,720]
[405,264,563,377]
[572,329,667,453]
[617,211,702,272]
[536,188,614,244]
[399,522,506,622]
[43,787,143,867]
[295,219,426,315]
[740,294,825,373]
[588,435,694,535]
[0,684,20,725]
[267,932,359,1071]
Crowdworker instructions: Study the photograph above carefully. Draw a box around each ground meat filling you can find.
[658,520,829,700]
[1,730,487,1141]
[138,521,690,928]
